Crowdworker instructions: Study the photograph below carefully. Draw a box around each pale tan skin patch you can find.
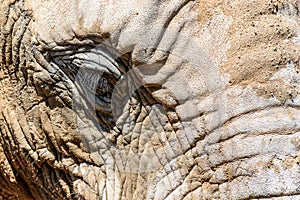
[200,0,300,102]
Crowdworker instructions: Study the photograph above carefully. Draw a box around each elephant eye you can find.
[49,44,174,148]
[50,45,130,130]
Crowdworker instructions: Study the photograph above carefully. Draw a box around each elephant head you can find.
[1,0,300,199]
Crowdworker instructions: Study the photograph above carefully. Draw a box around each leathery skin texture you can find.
[1,0,300,199]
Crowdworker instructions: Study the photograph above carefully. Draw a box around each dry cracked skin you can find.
[1,0,300,199]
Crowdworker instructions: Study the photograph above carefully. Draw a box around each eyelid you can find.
[61,51,122,78]
[50,45,127,78]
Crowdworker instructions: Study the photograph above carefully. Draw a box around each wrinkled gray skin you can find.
[1,0,300,199]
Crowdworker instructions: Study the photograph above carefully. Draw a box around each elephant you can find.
[1,0,300,199]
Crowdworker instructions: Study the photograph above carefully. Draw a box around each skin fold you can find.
[1,0,300,199]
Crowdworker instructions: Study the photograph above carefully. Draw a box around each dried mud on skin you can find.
[200,0,300,102]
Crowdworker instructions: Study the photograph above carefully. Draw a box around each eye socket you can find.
[49,44,172,145]
[50,45,130,130]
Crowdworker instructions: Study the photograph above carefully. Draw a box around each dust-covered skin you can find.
[1,0,300,199]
